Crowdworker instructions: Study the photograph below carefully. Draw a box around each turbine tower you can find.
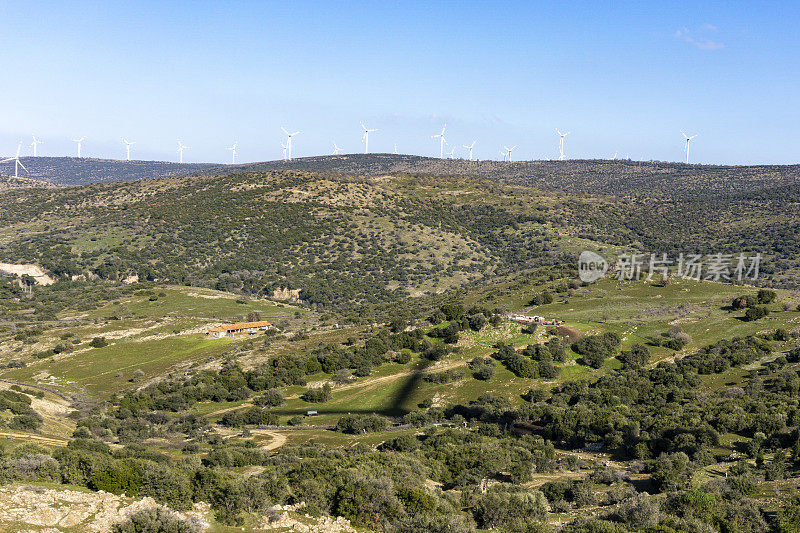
[504,145,518,162]
[281,127,299,160]
[462,140,476,161]
[72,137,86,157]
[431,123,447,158]
[681,130,698,164]
[332,142,343,155]
[122,138,136,161]
[1,141,28,178]
[499,149,508,162]
[30,135,43,157]
[176,139,189,163]
[280,141,288,162]
[393,142,398,155]
[360,122,378,154]
[556,129,571,160]
[446,147,455,159]
[227,141,238,164]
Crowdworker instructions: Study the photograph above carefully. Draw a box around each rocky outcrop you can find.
[0,485,210,532]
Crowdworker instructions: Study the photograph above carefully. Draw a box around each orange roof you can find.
[208,320,273,333]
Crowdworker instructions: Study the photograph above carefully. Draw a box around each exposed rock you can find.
[272,287,302,302]
[0,485,210,532]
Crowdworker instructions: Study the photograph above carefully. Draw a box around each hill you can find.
[0,156,220,186]
[237,153,800,199]
[1,166,799,315]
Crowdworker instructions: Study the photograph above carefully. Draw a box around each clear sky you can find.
[1,1,797,164]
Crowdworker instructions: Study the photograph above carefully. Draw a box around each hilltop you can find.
[5,154,800,199]
[0,156,220,186]
[235,153,800,198]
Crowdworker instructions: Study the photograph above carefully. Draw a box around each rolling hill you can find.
[0,156,220,186]
[234,154,800,198]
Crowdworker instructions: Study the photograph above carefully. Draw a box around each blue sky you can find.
[1,1,797,164]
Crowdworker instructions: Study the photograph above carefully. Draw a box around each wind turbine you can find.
[360,122,378,154]
[176,139,189,163]
[281,127,299,160]
[227,141,238,164]
[122,138,135,161]
[681,130,698,163]
[611,151,618,160]
[462,140,476,161]
[393,143,398,155]
[499,149,507,162]
[504,145,518,162]
[30,135,43,157]
[1,141,28,178]
[446,147,456,159]
[332,142,343,155]
[556,129,570,160]
[431,123,447,158]
[72,137,86,157]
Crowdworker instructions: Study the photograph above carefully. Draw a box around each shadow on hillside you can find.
[269,360,435,419]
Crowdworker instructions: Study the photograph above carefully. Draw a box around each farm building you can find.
[206,320,273,338]
[505,313,564,326]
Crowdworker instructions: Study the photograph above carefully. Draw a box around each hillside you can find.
[236,153,800,199]
[1,166,799,316]
[0,156,220,186]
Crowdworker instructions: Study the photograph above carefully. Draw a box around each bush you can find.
[335,414,388,434]
[529,291,554,306]
[757,289,777,304]
[301,383,332,403]
[744,306,769,321]
[112,507,196,533]
[89,337,109,348]
[572,332,621,369]
[618,344,650,368]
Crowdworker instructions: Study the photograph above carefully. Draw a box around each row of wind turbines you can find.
[1,127,701,178]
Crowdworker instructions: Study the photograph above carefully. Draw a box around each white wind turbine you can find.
[281,127,300,160]
[431,123,447,158]
[462,140,476,161]
[446,146,455,159]
[72,137,86,157]
[227,141,238,164]
[556,129,570,160]
[393,142,398,155]
[176,139,189,163]
[504,145,518,162]
[681,130,698,163]
[1,141,28,178]
[360,122,378,154]
[499,148,507,161]
[30,135,43,157]
[122,138,136,161]
[332,142,343,155]
[611,151,618,160]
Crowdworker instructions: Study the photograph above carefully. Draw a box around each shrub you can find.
[335,414,388,434]
[112,507,196,533]
[744,306,769,321]
[300,383,332,403]
[757,289,777,304]
[89,337,108,348]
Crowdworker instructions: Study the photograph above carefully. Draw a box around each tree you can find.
[618,344,650,368]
